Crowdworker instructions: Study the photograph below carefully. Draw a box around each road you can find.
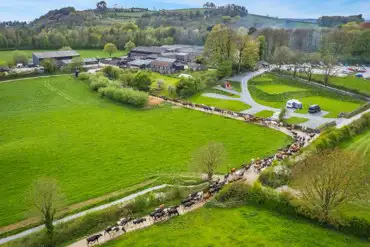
[203,70,337,129]
[0,185,169,245]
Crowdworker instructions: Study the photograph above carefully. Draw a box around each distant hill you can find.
[282,18,318,24]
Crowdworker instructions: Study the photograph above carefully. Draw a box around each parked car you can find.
[355,73,364,78]
[308,105,321,114]
[16,63,24,68]
[286,99,302,109]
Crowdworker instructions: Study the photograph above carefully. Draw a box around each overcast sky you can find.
[1,0,369,22]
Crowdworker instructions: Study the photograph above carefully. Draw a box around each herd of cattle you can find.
[86,97,318,246]
[157,96,319,135]
[86,180,225,246]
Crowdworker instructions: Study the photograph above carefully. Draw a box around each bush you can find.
[259,166,291,188]
[98,86,148,108]
[213,182,370,239]
[314,112,370,150]
[102,66,122,80]
[78,72,90,81]
[89,76,110,91]
[175,78,200,98]
[41,59,58,73]
[133,72,152,92]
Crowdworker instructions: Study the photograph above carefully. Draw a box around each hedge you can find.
[213,183,370,239]
[313,112,370,150]
[98,86,148,108]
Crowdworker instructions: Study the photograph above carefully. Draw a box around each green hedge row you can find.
[314,112,370,150]
[342,102,370,118]
[213,183,370,239]
[98,86,148,108]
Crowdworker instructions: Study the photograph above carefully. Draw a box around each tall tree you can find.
[12,50,28,65]
[125,41,136,51]
[31,178,63,247]
[192,142,226,182]
[103,43,118,57]
[234,31,259,73]
[302,52,321,81]
[272,46,292,69]
[96,1,107,11]
[293,149,368,219]
[257,35,266,60]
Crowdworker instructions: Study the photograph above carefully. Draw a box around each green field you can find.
[104,206,368,247]
[285,117,308,125]
[0,49,128,64]
[149,72,180,96]
[337,129,370,221]
[249,73,364,118]
[255,110,274,118]
[306,74,370,97]
[0,76,290,226]
[256,84,308,94]
[188,93,250,112]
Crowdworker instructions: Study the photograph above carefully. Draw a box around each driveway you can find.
[225,70,337,129]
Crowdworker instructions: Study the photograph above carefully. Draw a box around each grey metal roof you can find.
[131,46,167,54]
[155,57,176,63]
[84,58,98,63]
[128,59,153,66]
[33,50,80,59]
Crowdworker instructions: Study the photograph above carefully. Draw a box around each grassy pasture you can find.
[188,93,250,112]
[255,110,274,118]
[0,76,290,226]
[337,129,370,221]
[149,72,180,96]
[249,73,364,118]
[104,206,368,247]
[301,73,370,97]
[285,117,308,125]
[0,49,128,64]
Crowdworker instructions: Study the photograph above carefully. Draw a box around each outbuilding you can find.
[32,50,80,66]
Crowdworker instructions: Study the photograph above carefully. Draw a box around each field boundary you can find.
[273,72,370,102]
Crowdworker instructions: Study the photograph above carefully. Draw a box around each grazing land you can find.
[285,117,308,125]
[104,206,368,247]
[337,129,370,221]
[254,110,274,118]
[303,73,370,96]
[149,72,180,96]
[0,49,128,64]
[0,76,290,226]
[249,73,364,118]
[188,93,250,111]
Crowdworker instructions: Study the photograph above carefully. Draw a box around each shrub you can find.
[98,86,148,107]
[78,72,90,81]
[259,166,291,188]
[102,66,122,80]
[89,76,110,91]
[133,72,152,92]
[175,78,199,98]
[41,59,58,73]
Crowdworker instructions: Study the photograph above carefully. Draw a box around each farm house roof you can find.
[33,50,80,59]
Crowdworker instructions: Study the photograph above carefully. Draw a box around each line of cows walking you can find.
[157,96,320,135]
[86,181,225,246]
[85,96,318,246]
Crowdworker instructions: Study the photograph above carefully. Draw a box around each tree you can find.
[205,24,235,66]
[133,72,152,92]
[124,41,136,51]
[221,16,232,24]
[175,77,199,97]
[192,142,226,182]
[272,46,292,69]
[12,50,28,65]
[41,59,57,73]
[293,149,368,219]
[217,60,232,78]
[103,43,118,57]
[290,50,304,77]
[234,32,259,73]
[68,57,84,71]
[31,178,63,247]
[278,107,287,122]
[96,1,107,11]
[257,35,266,60]
[322,53,338,85]
[302,52,321,81]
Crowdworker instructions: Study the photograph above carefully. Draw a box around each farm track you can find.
[0,183,208,245]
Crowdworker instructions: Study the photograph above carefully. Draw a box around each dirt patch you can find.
[147,96,164,106]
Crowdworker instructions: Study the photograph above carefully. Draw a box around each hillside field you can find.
[0,76,291,227]
[249,73,364,118]
[0,49,128,64]
[104,206,368,247]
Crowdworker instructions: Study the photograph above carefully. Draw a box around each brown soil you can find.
[147,96,164,106]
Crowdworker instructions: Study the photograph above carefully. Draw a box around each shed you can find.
[32,50,80,66]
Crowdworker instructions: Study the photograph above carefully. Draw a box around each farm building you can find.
[127,59,153,69]
[151,57,176,74]
[129,46,167,59]
[32,50,80,66]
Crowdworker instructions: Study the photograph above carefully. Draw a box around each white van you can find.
[286,99,302,109]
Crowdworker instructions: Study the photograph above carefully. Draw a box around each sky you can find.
[0,0,369,22]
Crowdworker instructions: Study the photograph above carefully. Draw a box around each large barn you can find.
[32,50,80,66]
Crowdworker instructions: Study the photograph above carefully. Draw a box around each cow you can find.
[87,233,102,246]
[118,217,132,226]
[133,218,147,225]
[166,207,179,217]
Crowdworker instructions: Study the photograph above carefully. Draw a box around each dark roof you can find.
[131,46,167,54]
[33,50,80,59]
[152,57,176,66]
